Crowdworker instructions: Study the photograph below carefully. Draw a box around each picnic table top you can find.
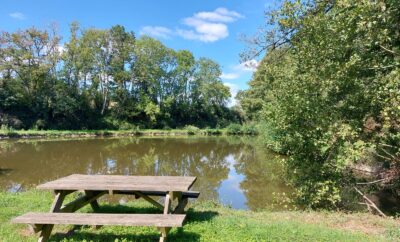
[37,174,197,192]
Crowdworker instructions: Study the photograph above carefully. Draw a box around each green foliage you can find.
[185,125,200,135]
[241,123,259,135]
[118,121,136,131]
[240,0,400,208]
[226,124,243,135]
[225,123,259,135]
[0,24,238,130]
[33,119,46,130]
[205,128,222,135]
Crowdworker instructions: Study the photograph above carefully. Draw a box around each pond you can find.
[0,136,291,210]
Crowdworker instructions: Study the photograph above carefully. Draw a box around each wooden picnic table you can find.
[12,174,199,242]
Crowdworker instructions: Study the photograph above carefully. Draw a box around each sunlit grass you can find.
[1,190,399,241]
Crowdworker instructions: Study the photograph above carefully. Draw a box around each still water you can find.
[0,137,291,210]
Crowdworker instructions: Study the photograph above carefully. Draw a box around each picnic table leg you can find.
[38,191,67,242]
[84,191,102,229]
[163,194,171,214]
[167,191,188,214]
[158,227,171,242]
[84,191,101,211]
[173,197,188,214]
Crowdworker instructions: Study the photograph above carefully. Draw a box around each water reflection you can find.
[0,137,291,210]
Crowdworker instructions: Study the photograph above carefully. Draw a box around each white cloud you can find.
[140,26,173,39]
[219,59,260,91]
[194,7,244,23]
[224,82,240,107]
[9,12,26,20]
[139,8,243,43]
[234,59,259,72]
[177,7,243,42]
[221,72,240,80]
[177,20,228,42]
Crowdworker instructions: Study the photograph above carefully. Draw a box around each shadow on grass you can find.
[0,168,12,175]
[48,204,218,241]
[185,208,219,223]
[52,229,201,242]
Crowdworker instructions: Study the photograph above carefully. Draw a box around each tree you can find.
[240,0,400,209]
[0,24,237,130]
[0,27,60,128]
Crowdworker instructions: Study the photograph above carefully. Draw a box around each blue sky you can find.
[0,0,279,101]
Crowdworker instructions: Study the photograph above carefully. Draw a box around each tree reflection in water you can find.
[233,138,293,210]
[0,137,291,210]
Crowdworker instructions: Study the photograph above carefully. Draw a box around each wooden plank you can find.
[163,194,171,214]
[12,213,186,227]
[84,191,101,211]
[133,191,164,210]
[115,190,167,196]
[60,191,106,213]
[158,227,171,242]
[182,191,200,199]
[38,190,67,242]
[36,174,197,192]
[49,191,66,212]
[173,198,188,214]
[116,190,200,199]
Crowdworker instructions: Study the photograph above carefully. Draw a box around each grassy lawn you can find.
[1,191,399,241]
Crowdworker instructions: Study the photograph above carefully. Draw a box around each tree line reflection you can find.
[0,137,291,210]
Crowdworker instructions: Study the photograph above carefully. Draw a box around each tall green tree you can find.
[0,24,236,129]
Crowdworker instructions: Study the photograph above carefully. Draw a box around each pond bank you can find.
[0,129,224,140]
[1,191,399,241]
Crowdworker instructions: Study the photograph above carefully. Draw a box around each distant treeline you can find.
[0,23,240,130]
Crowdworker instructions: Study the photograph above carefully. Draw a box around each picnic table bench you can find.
[12,174,199,242]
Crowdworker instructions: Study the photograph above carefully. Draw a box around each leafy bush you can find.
[0,114,24,129]
[206,129,222,135]
[33,119,46,130]
[118,121,135,130]
[0,124,17,136]
[242,124,259,135]
[226,123,243,135]
[185,125,200,135]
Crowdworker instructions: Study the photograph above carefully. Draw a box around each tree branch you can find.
[380,45,399,56]
[356,178,387,185]
[354,186,386,217]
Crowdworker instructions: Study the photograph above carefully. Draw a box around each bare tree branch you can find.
[354,186,386,217]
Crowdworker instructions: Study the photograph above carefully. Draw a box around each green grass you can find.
[0,128,228,139]
[1,190,399,241]
[0,124,260,139]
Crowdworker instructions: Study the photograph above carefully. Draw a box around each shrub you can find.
[33,119,46,130]
[118,121,135,130]
[0,114,24,129]
[206,129,222,135]
[226,123,243,135]
[242,124,259,135]
[185,125,200,135]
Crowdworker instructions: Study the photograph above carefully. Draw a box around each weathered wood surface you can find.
[133,191,164,210]
[60,191,106,213]
[13,212,186,227]
[38,191,67,242]
[37,174,196,192]
[115,190,200,198]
